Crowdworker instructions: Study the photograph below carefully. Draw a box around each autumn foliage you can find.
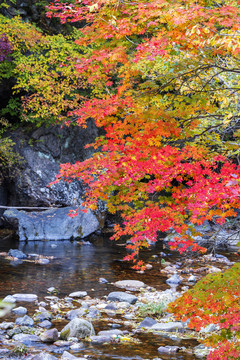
[168,263,240,359]
[47,0,240,267]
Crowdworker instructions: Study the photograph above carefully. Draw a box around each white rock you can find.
[69,291,87,298]
[12,294,38,302]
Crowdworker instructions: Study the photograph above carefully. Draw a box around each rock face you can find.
[7,123,98,208]
[3,206,99,241]
[2,122,106,238]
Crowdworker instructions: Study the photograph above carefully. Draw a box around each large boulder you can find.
[60,318,95,340]
[3,206,99,241]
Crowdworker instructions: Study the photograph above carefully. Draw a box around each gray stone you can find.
[0,322,14,330]
[15,315,34,326]
[194,344,211,358]
[40,328,58,343]
[138,317,157,328]
[166,274,182,285]
[200,323,218,333]
[48,287,57,293]
[38,258,50,265]
[34,311,52,322]
[12,306,27,316]
[66,308,87,320]
[61,351,79,359]
[158,346,179,354]
[4,206,99,241]
[13,293,37,302]
[2,295,16,303]
[99,277,108,283]
[31,352,57,360]
[114,280,146,291]
[105,303,117,310]
[60,318,95,340]
[188,275,197,282]
[38,320,52,328]
[89,335,113,344]
[12,333,40,345]
[107,292,138,304]
[86,308,101,319]
[0,349,10,356]
[8,249,27,259]
[69,291,87,298]
[151,321,184,332]
[98,329,123,336]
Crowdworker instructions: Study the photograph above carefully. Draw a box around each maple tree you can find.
[47,0,240,268]
[168,263,240,359]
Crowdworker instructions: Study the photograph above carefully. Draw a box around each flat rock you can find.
[12,333,40,345]
[38,320,52,328]
[151,321,184,332]
[158,346,179,353]
[4,206,99,241]
[15,315,34,326]
[107,292,138,304]
[138,317,157,328]
[13,293,38,302]
[89,335,113,344]
[98,329,123,336]
[69,291,87,298]
[8,249,27,259]
[31,352,57,360]
[114,280,146,291]
[0,322,14,330]
[61,351,79,359]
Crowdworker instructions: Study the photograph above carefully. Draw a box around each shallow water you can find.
[0,233,203,359]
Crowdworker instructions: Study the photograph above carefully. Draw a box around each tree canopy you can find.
[47,0,240,267]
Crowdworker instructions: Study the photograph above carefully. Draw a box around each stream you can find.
[0,232,238,360]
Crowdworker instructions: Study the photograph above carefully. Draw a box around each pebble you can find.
[12,306,27,315]
[69,291,88,298]
[15,315,34,326]
[166,274,182,285]
[2,295,16,303]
